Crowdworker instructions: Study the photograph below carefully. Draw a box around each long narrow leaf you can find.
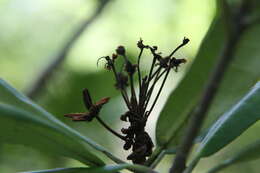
[21,164,157,173]
[0,79,124,164]
[0,103,104,166]
[155,1,260,150]
[207,140,260,173]
[155,7,227,148]
[196,81,260,157]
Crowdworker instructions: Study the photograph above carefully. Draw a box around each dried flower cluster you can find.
[65,38,189,164]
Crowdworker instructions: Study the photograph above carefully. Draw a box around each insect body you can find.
[64,89,110,121]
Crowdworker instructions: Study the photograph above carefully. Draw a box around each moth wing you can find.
[95,97,110,106]
[82,88,93,110]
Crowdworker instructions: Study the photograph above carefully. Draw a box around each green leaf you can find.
[22,168,89,173]
[197,81,260,157]
[156,1,260,149]
[22,164,157,173]
[0,103,104,166]
[0,79,107,166]
[155,7,227,148]
[207,140,260,173]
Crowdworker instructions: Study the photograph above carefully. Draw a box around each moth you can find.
[64,89,110,121]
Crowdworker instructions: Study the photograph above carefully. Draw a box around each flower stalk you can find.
[64,38,189,165]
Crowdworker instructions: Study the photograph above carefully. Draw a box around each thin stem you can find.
[122,91,131,109]
[130,74,138,107]
[146,55,157,96]
[111,63,131,110]
[126,164,158,173]
[148,57,157,81]
[96,116,126,141]
[157,69,167,79]
[183,155,200,173]
[150,150,166,169]
[150,67,162,79]
[146,67,171,118]
[169,2,249,173]
[58,117,126,165]
[169,42,187,58]
[150,148,178,169]
[145,147,164,166]
[144,67,162,110]
[146,90,195,169]
[137,48,144,93]
[138,76,149,113]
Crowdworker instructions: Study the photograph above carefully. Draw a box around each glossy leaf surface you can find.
[0,79,105,166]
[156,1,260,149]
[22,164,157,173]
[197,82,260,157]
[207,140,260,173]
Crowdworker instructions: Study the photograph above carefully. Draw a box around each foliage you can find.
[1,0,260,173]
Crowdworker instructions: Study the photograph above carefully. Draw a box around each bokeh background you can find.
[1,0,260,172]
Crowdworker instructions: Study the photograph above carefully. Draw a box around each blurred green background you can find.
[1,0,259,173]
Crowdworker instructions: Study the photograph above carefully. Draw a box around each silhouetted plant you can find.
[64,38,188,164]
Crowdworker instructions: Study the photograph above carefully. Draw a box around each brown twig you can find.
[26,0,111,99]
[169,1,250,173]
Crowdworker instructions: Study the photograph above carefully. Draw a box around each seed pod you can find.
[116,46,125,55]
[183,37,190,44]
[123,139,133,150]
[121,128,129,134]
[120,113,128,121]
[137,39,145,49]
[132,157,146,164]
[125,61,136,75]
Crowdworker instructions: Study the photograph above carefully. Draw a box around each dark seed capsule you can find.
[123,139,133,150]
[116,46,125,55]
[121,128,129,134]
[125,61,136,75]
[137,39,143,48]
[183,37,190,44]
[126,133,134,139]
[132,157,146,164]
[120,114,128,121]
[126,152,136,160]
